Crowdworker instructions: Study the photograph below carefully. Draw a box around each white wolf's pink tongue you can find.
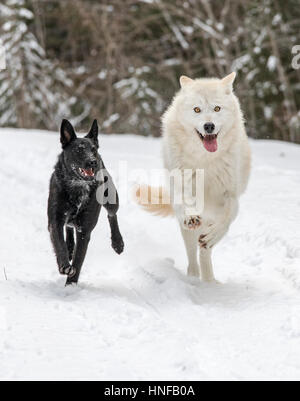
[203,135,218,153]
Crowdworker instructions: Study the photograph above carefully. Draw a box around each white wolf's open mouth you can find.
[79,168,95,178]
[196,130,218,153]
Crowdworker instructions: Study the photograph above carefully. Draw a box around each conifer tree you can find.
[0,0,85,129]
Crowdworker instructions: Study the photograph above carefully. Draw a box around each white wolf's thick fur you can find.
[137,73,251,282]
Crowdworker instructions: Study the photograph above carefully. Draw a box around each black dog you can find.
[48,119,124,285]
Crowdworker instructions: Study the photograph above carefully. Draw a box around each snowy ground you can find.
[0,128,300,380]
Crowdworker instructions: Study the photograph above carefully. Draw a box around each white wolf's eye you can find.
[214,106,221,112]
[194,107,201,113]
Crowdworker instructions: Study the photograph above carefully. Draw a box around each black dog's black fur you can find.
[48,119,124,286]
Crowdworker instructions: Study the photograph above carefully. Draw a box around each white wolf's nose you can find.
[204,123,215,134]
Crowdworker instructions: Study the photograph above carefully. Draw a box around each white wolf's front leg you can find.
[200,248,215,282]
[180,226,200,277]
[180,222,216,282]
[199,196,239,249]
[174,203,201,277]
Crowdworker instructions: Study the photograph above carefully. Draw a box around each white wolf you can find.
[136,72,251,282]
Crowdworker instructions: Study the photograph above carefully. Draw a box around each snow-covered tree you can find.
[0,0,89,129]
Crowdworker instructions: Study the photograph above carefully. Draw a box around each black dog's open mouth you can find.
[196,130,219,153]
[79,168,95,178]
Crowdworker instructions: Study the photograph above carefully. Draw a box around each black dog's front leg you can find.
[108,214,124,255]
[104,193,124,255]
[49,223,75,276]
[66,232,91,286]
[66,227,75,262]
[98,164,124,255]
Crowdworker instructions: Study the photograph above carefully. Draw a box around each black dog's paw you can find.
[65,275,78,286]
[59,265,76,277]
[112,236,124,255]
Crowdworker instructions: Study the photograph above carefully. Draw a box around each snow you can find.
[0,128,300,380]
[163,59,182,67]
[193,18,222,40]
[267,56,278,72]
[231,54,251,72]
[161,9,189,50]
[0,44,5,70]
[102,113,120,129]
[264,106,273,120]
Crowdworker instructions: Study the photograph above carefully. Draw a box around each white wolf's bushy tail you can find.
[134,185,174,217]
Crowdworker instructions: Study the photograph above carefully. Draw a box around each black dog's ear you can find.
[86,119,99,147]
[60,119,77,148]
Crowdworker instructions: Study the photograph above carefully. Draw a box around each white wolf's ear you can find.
[222,72,236,94]
[180,75,194,89]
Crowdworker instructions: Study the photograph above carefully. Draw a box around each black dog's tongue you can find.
[83,168,94,177]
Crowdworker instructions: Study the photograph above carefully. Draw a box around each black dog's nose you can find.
[87,160,97,169]
[204,123,215,134]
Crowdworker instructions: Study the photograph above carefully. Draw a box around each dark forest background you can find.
[0,0,299,142]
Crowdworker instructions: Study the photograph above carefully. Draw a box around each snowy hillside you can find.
[0,128,300,380]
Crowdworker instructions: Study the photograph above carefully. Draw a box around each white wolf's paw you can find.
[198,222,229,249]
[201,277,221,285]
[183,216,202,230]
